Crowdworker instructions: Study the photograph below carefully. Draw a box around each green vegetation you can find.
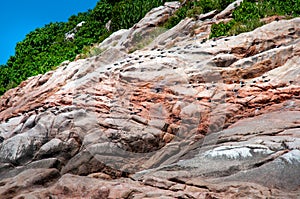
[0,0,171,95]
[163,0,235,29]
[210,0,300,38]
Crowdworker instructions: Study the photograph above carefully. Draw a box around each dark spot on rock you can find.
[154,87,163,93]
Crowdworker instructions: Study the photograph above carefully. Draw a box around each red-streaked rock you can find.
[0,1,300,198]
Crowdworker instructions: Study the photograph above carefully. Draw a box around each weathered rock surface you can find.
[0,1,300,198]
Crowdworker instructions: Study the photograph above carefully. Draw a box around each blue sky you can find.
[0,0,99,65]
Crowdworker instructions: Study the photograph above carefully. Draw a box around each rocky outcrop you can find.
[0,1,300,198]
[99,1,181,53]
[65,21,86,41]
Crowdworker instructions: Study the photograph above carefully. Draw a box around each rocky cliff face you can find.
[0,1,300,198]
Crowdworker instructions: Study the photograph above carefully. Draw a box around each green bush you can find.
[210,20,235,38]
[210,0,300,38]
